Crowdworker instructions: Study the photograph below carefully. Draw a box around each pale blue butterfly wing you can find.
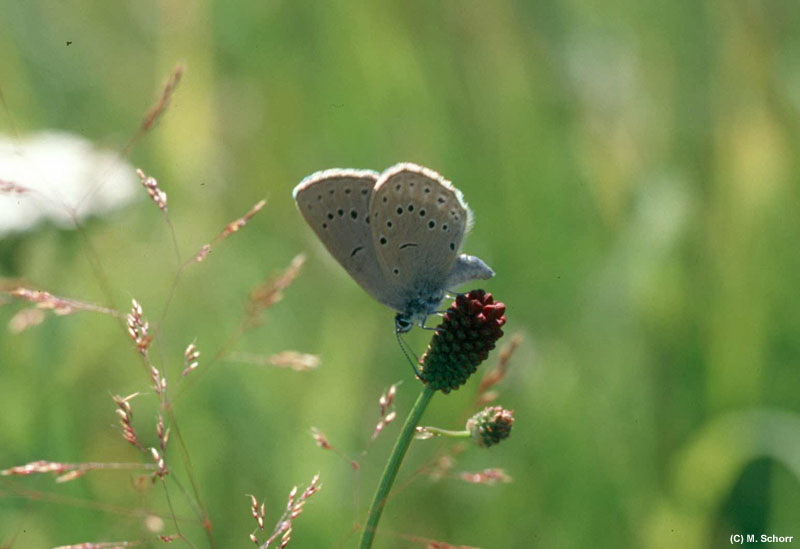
[369,163,493,326]
[294,163,494,331]
[293,169,396,306]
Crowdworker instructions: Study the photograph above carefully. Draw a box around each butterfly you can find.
[293,162,494,332]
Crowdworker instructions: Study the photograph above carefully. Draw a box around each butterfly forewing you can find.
[369,163,471,305]
[293,169,396,305]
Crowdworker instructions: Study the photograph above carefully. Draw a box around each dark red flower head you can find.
[419,290,506,393]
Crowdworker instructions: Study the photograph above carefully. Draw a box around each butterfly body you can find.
[293,163,494,332]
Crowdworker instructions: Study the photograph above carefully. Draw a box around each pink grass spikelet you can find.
[193,243,212,263]
[8,307,46,333]
[476,333,521,405]
[150,365,167,395]
[309,427,359,469]
[458,468,511,485]
[1,460,69,477]
[191,200,266,264]
[219,199,267,240]
[372,383,399,440]
[156,414,169,453]
[150,447,168,479]
[56,469,87,483]
[247,254,306,322]
[310,427,332,450]
[9,287,118,317]
[136,169,168,213]
[113,393,142,449]
[247,494,267,531]
[229,350,320,371]
[53,542,143,549]
[181,341,201,376]
[254,474,321,549]
[127,299,152,355]
[2,459,153,482]
[0,179,29,194]
[267,351,319,371]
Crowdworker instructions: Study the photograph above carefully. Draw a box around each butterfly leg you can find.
[418,315,440,331]
[395,330,422,378]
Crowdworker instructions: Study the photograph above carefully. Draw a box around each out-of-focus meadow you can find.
[2,2,800,548]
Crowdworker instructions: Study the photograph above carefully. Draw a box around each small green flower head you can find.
[419,290,506,393]
[467,406,515,448]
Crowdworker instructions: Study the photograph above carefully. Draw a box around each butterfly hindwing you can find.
[369,163,472,309]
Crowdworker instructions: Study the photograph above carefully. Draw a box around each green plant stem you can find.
[420,426,469,438]
[360,383,436,549]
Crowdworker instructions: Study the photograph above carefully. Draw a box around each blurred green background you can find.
[2,1,800,548]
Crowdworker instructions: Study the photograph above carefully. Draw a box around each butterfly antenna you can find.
[395,329,422,378]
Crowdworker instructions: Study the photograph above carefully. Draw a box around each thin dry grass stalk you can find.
[136,169,168,213]
[246,254,306,323]
[192,199,267,263]
[8,287,119,317]
[476,332,521,406]
[140,64,184,134]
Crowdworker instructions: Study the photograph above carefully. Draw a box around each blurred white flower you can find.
[0,132,138,236]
